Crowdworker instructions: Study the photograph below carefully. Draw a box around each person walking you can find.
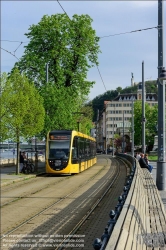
[144,153,153,173]
[19,151,24,173]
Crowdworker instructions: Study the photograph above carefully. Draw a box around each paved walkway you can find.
[0,160,166,212]
[0,162,45,187]
[150,161,166,211]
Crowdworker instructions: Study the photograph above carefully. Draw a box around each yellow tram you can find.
[46,130,97,174]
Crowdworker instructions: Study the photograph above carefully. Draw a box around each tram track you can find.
[1,156,128,250]
[1,175,71,207]
[54,158,122,250]
[1,156,112,238]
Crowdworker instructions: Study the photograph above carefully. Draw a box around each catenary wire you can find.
[56,0,107,92]
[99,25,161,38]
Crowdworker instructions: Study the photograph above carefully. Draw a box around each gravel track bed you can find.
[1,157,111,236]
[1,156,128,250]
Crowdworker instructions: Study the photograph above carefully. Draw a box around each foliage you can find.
[13,13,100,135]
[14,14,100,92]
[113,134,122,148]
[0,69,45,173]
[90,80,158,122]
[0,69,45,141]
[132,101,158,146]
[39,83,94,137]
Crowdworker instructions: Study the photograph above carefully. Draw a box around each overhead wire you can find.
[99,25,161,39]
[1,47,20,61]
[1,40,28,43]
[1,1,162,90]
[56,0,107,92]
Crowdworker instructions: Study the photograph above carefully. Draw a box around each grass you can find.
[148,155,158,161]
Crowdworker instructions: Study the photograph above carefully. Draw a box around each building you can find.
[96,82,158,152]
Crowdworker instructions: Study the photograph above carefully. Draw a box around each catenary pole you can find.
[156,0,166,190]
[46,63,48,83]
[131,97,134,157]
[142,61,146,154]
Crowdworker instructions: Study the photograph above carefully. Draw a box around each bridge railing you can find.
[93,154,166,250]
[93,153,136,250]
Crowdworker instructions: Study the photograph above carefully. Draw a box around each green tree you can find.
[14,13,100,133]
[132,101,158,147]
[0,69,45,174]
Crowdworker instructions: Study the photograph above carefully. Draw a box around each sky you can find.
[1,1,166,100]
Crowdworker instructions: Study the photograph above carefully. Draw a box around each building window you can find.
[139,94,141,100]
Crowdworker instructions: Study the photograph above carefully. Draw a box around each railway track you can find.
[1,174,70,207]
[1,156,128,250]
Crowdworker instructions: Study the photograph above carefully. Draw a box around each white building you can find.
[96,83,158,152]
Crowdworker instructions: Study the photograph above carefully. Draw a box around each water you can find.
[0,150,16,159]
[0,149,45,159]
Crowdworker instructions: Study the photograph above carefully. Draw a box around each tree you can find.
[132,101,158,147]
[14,14,100,134]
[0,69,45,174]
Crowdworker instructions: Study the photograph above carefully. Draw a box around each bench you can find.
[105,160,166,249]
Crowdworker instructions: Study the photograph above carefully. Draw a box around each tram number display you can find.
[49,135,70,140]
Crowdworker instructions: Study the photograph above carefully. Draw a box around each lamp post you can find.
[142,61,146,154]
[112,118,114,157]
[122,110,125,153]
[156,67,166,190]
[131,97,134,157]
[72,112,86,132]
[156,0,165,190]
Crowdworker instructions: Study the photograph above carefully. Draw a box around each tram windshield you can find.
[49,139,70,159]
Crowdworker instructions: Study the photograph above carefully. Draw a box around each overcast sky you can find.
[1,1,166,100]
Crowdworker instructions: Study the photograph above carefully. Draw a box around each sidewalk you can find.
[0,161,45,187]
[151,161,166,212]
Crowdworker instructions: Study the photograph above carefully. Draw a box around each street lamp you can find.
[131,97,135,157]
[156,67,166,190]
[72,112,86,132]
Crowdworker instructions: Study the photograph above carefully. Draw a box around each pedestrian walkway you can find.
[0,162,45,187]
[150,161,166,211]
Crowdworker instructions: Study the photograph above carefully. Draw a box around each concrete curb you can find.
[1,172,45,187]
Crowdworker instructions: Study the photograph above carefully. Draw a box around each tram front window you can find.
[49,140,70,159]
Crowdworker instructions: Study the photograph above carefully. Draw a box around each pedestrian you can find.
[136,152,141,161]
[22,151,27,160]
[19,151,24,173]
[139,153,150,172]
[144,153,153,173]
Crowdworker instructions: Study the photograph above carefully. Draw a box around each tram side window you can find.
[85,139,90,157]
[90,141,96,156]
[71,137,78,160]
[78,138,85,159]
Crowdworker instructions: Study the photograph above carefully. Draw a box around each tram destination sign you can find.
[49,134,70,140]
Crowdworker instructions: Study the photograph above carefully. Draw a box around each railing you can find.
[93,154,136,250]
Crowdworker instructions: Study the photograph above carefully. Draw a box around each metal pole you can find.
[105,104,107,154]
[142,61,146,154]
[122,111,124,153]
[77,122,80,132]
[131,98,134,157]
[112,118,114,157]
[46,63,48,83]
[156,0,166,190]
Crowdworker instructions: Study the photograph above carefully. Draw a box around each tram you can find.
[46,130,97,174]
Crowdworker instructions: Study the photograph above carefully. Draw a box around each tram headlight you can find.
[62,160,68,167]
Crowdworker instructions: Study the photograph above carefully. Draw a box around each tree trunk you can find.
[16,141,19,175]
